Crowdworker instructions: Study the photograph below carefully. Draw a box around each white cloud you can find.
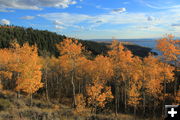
[95,5,110,10]
[42,10,179,27]
[0,0,77,10]
[39,12,149,27]
[55,25,65,29]
[70,1,77,4]
[112,8,126,13]
[0,19,10,25]
[53,20,64,25]
[147,16,154,21]
[92,12,147,25]
[139,0,180,10]
[123,2,129,5]
[49,15,88,30]
[39,6,180,38]
[20,16,35,20]
[0,9,14,12]
[76,6,82,8]
[39,13,92,25]
[135,25,166,32]
[171,23,180,27]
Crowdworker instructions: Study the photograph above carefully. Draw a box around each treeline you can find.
[0,25,108,57]
[0,25,156,58]
[0,34,179,118]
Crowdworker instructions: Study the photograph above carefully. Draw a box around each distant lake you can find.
[90,39,161,55]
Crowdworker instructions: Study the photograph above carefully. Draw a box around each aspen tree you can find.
[56,38,85,108]
[156,35,178,116]
[86,77,113,113]
[13,43,43,104]
[0,42,43,103]
[156,35,180,99]
[108,40,133,114]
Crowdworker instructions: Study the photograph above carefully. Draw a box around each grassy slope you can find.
[0,91,161,120]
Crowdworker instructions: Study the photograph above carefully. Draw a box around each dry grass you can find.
[0,92,162,120]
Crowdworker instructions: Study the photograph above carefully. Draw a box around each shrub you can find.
[0,98,11,110]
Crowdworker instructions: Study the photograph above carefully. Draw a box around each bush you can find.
[0,98,11,110]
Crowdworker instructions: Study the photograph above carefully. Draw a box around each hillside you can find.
[0,91,161,120]
[0,25,155,57]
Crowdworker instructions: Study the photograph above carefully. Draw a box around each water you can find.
[127,40,161,55]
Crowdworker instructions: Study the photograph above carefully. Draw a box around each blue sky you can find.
[0,0,180,39]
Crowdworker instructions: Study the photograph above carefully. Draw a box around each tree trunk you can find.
[115,84,118,115]
[153,100,156,118]
[174,62,178,103]
[134,106,136,120]
[162,73,166,117]
[59,74,62,103]
[71,71,76,108]
[121,73,126,113]
[142,66,146,116]
[121,87,124,103]
[143,92,146,116]
[118,94,120,112]
[17,91,20,99]
[45,69,49,102]
[124,83,127,113]
[30,94,33,107]
[142,65,146,117]
[78,80,81,93]
[16,72,20,99]
[82,76,87,96]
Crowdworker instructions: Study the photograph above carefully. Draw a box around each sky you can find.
[0,0,180,39]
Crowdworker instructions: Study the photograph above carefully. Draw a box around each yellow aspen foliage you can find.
[0,49,15,90]
[159,63,175,82]
[108,40,133,78]
[130,56,143,82]
[144,55,163,98]
[86,77,114,109]
[128,84,141,106]
[0,49,12,66]
[156,35,180,62]
[0,71,12,80]
[144,55,174,99]
[0,42,43,94]
[92,55,114,81]
[13,43,43,94]
[41,56,60,72]
[56,38,86,107]
[56,38,85,73]
[128,57,142,107]
[75,57,92,79]
[108,40,133,63]
[57,38,83,57]
[108,40,134,113]
[56,38,86,82]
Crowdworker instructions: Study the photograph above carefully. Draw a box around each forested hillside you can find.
[0,25,154,57]
[0,25,108,57]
